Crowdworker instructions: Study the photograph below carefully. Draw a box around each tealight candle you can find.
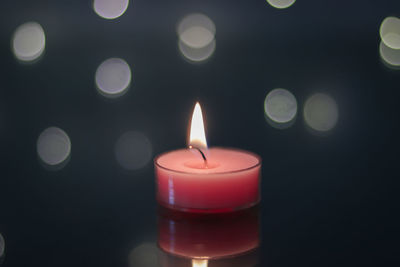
[155,103,261,213]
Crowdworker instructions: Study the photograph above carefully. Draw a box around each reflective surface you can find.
[0,0,399,266]
[158,205,259,259]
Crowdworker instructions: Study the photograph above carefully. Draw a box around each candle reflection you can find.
[157,205,260,266]
[158,246,259,267]
[192,259,208,267]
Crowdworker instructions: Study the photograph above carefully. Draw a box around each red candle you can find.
[155,103,261,213]
[158,205,260,261]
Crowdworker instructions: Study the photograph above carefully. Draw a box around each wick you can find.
[189,145,207,163]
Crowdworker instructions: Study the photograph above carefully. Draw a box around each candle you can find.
[155,103,261,213]
[157,205,260,260]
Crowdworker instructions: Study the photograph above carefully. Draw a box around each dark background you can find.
[0,0,399,266]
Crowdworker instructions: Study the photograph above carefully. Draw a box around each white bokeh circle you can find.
[267,0,296,9]
[95,58,132,98]
[380,16,400,50]
[93,0,129,19]
[304,93,338,132]
[178,13,215,48]
[264,88,298,125]
[380,40,400,67]
[12,22,45,62]
[177,13,216,63]
[178,38,216,63]
[37,127,71,167]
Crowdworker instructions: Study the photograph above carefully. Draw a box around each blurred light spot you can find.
[177,14,216,63]
[267,0,296,9]
[264,88,297,129]
[304,93,338,132]
[180,26,214,48]
[37,127,71,167]
[115,131,152,170]
[0,233,4,258]
[380,40,400,67]
[12,22,45,62]
[178,14,215,48]
[179,38,216,63]
[93,0,129,19]
[380,16,400,49]
[128,242,159,267]
[95,58,131,98]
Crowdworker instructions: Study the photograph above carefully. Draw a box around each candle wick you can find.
[189,145,207,163]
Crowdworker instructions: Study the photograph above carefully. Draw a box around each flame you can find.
[192,259,208,267]
[189,102,207,150]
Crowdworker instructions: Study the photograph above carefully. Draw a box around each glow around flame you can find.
[192,259,208,267]
[189,102,207,150]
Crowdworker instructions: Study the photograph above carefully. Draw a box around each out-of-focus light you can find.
[37,127,71,168]
[267,0,296,9]
[192,259,208,267]
[115,131,152,170]
[180,26,214,48]
[379,16,400,49]
[95,58,131,98]
[264,88,297,129]
[128,243,159,267]
[380,40,400,67]
[304,93,338,132]
[177,13,216,63]
[12,22,45,62]
[93,0,129,19]
[179,39,216,62]
[0,233,4,258]
[178,13,215,48]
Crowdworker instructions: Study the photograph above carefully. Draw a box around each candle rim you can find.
[154,147,262,175]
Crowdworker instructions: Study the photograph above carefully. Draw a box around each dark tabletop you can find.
[0,0,399,266]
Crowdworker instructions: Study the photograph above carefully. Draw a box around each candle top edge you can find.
[154,147,261,175]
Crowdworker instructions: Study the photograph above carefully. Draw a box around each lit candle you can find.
[155,103,261,213]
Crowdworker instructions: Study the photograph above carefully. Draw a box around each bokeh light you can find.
[128,242,159,267]
[12,22,45,62]
[95,58,131,98]
[178,13,215,48]
[264,88,297,129]
[93,0,129,20]
[115,131,152,170]
[178,38,216,63]
[379,40,400,67]
[37,127,71,167]
[379,16,400,49]
[304,93,338,132]
[0,233,4,258]
[177,13,216,63]
[266,0,296,9]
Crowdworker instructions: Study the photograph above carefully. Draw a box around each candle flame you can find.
[192,259,208,267]
[189,102,207,150]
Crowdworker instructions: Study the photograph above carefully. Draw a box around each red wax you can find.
[158,205,260,259]
[155,147,261,213]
